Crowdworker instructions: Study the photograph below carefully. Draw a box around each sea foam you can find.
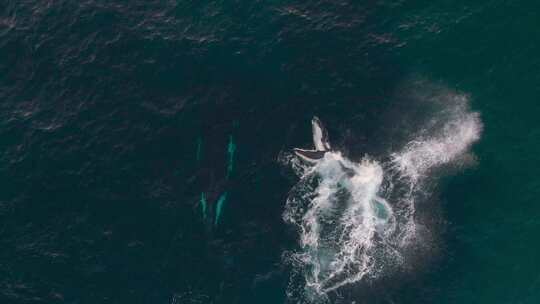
[281,85,482,302]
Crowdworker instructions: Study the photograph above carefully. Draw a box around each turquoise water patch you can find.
[200,192,208,221]
[226,135,236,179]
[214,192,228,226]
[372,199,389,220]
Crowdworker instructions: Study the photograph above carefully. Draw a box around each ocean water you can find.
[1,1,539,303]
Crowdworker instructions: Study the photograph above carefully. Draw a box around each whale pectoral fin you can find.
[293,116,331,163]
[294,148,326,162]
[312,116,331,151]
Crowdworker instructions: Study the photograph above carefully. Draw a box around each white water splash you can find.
[282,87,482,301]
[391,94,482,184]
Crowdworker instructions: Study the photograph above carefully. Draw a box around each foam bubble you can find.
[282,86,482,301]
[284,152,399,295]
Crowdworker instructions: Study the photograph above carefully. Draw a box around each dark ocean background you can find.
[1,1,540,303]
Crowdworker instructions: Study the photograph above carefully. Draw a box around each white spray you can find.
[281,85,482,301]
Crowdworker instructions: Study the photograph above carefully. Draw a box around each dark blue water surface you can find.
[1,1,540,303]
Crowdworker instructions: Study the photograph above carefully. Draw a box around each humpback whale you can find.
[294,116,331,162]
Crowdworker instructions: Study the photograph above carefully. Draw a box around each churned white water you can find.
[281,86,482,301]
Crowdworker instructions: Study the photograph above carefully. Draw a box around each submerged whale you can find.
[294,116,331,163]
